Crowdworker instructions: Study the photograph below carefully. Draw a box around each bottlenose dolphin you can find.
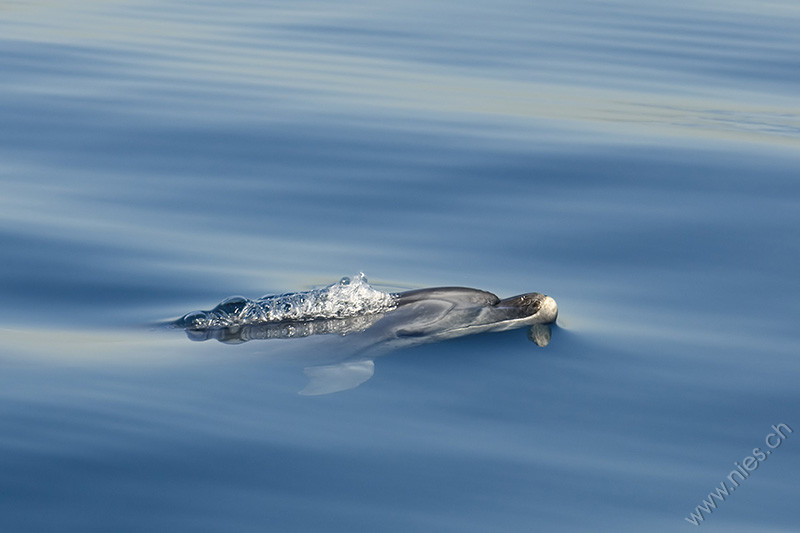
[173,275,558,395]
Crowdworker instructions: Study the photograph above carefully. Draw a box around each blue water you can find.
[2,1,799,531]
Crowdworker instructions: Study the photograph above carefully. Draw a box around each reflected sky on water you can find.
[1,1,799,531]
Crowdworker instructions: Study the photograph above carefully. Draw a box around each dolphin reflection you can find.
[174,277,558,395]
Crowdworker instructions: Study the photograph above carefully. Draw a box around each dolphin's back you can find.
[396,287,500,308]
[374,287,499,341]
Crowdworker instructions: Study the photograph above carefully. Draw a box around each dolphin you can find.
[173,278,558,395]
[387,287,557,345]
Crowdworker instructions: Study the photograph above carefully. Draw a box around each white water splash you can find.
[177,273,397,330]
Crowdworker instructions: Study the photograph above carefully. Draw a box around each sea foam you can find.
[177,273,396,330]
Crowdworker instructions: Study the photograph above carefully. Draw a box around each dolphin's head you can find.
[497,292,558,324]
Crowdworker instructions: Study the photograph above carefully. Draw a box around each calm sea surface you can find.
[1,1,799,531]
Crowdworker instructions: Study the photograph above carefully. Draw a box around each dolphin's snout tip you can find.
[540,295,558,324]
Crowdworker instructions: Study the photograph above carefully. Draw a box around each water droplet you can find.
[215,296,248,317]
[180,311,207,329]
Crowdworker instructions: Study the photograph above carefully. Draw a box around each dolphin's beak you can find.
[537,295,558,324]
